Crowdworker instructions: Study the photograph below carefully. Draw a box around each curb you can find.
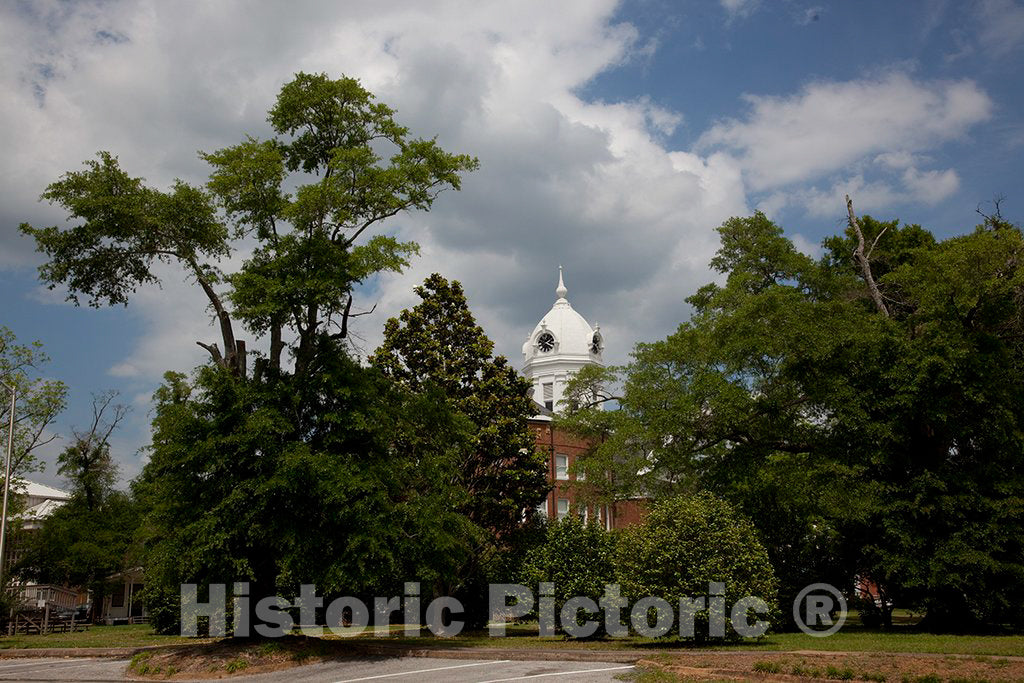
[0,644,186,659]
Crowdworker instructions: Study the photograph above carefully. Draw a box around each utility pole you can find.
[0,383,15,583]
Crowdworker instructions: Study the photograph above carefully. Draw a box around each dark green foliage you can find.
[370,274,549,628]
[371,274,549,539]
[519,515,616,634]
[138,355,482,634]
[615,493,778,640]
[562,208,1024,631]
[20,73,479,633]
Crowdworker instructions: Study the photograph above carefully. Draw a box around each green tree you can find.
[21,72,477,379]
[0,327,67,478]
[370,274,549,626]
[370,274,549,538]
[21,72,479,633]
[563,205,1024,631]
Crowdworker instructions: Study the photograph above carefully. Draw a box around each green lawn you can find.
[0,624,199,650]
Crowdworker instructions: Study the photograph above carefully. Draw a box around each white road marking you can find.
[0,659,95,670]
[476,664,635,682]
[334,659,511,682]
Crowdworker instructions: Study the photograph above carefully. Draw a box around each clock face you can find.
[537,332,555,352]
[590,333,601,354]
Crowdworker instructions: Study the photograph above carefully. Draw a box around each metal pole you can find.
[0,384,15,584]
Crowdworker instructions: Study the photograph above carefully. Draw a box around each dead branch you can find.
[847,194,890,317]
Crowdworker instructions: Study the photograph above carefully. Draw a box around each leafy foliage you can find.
[17,393,135,622]
[563,209,1024,631]
[519,515,617,634]
[615,493,779,641]
[21,72,477,376]
[370,274,549,539]
[0,327,67,478]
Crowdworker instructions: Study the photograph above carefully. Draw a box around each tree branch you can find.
[847,195,889,317]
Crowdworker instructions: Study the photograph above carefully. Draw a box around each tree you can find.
[17,393,136,622]
[562,207,1024,631]
[21,72,478,379]
[57,391,126,510]
[370,274,549,626]
[0,327,67,478]
[370,274,549,539]
[22,73,480,633]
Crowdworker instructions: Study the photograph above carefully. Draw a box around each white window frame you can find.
[555,454,568,480]
[557,498,570,520]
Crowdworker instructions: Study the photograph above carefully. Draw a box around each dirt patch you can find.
[127,636,346,679]
[639,651,1024,682]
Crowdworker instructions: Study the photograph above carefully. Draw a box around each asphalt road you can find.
[0,656,636,682]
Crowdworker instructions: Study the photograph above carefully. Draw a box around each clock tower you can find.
[521,266,603,414]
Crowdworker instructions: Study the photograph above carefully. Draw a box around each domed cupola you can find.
[522,267,604,413]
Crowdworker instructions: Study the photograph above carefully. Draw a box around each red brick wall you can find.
[529,417,647,530]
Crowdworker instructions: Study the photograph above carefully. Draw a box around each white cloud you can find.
[698,72,992,193]
[1,0,749,391]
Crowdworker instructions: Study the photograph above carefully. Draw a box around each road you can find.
[0,656,636,682]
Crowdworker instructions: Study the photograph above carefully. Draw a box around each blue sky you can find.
[1,0,1021,488]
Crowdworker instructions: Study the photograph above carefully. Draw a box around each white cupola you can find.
[522,266,604,414]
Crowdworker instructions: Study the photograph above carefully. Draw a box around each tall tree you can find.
[370,274,549,539]
[21,72,478,379]
[20,73,478,633]
[562,207,1024,631]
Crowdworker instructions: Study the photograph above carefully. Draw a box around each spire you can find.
[556,265,568,300]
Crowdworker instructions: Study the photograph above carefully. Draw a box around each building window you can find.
[557,498,569,520]
[536,501,548,518]
[555,454,568,480]
[542,382,554,411]
[111,585,125,608]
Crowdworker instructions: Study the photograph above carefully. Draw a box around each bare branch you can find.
[847,194,890,317]
[196,341,223,364]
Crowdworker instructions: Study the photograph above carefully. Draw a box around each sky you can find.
[1,0,1022,488]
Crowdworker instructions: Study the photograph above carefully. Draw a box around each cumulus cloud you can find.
[1,0,748,389]
[698,72,992,193]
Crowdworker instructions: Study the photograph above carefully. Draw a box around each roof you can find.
[23,498,66,521]
[522,267,601,362]
[15,480,71,501]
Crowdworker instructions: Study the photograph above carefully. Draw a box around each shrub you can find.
[519,514,616,635]
[615,492,778,641]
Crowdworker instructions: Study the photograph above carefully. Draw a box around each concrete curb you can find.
[0,644,185,659]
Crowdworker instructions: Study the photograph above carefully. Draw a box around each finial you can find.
[556,265,567,300]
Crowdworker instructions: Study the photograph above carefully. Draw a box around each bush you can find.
[519,515,616,635]
[615,492,778,641]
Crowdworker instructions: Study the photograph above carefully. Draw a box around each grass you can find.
[2,621,1023,659]
[333,623,1024,657]
[0,624,200,649]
